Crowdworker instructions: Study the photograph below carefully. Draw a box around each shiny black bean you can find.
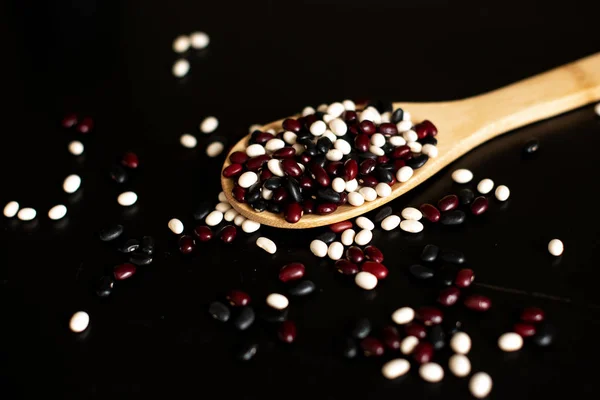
[140,236,154,255]
[284,177,303,203]
[119,239,140,253]
[288,280,316,296]
[391,108,404,123]
[372,206,392,223]
[428,325,446,350]
[316,231,337,244]
[245,183,262,203]
[317,188,340,203]
[233,307,255,331]
[250,199,267,212]
[110,165,128,184]
[406,154,429,169]
[367,99,393,113]
[458,188,475,205]
[237,341,258,361]
[440,210,466,225]
[316,137,333,154]
[440,250,465,264]
[193,201,213,220]
[96,276,114,297]
[208,301,231,322]
[129,253,153,266]
[419,136,437,146]
[421,244,440,262]
[99,224,123,241]
[341,337,358,359]
[351,318,372,339]
[267,203,281,214]
[409,264,435,280]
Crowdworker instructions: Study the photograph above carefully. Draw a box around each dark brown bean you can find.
[364,246,384,263]
[360,337,384,356]
[416,306,443,326]
[229,151,249,164]
[279,263,305,282]
[464,294,491,311]
[382,326,401,350]
[335,260,359,275]
[471,196,489,215]
[404,322,427,339]
[438,194,459,212]
[514,322,536,337]
[361,261,388,279]
[420,203,441,222]
[413,342,434,364]
[178,235,195,254]
[284,202,303,223]
[346,246,365,264]
[330,221,352,233]
[223,163,243,178]
[278,320,297,343]
[437,286,460,307]
[521,307,545,323]
[220,226,237,243]
[455,269,474,288]
[226,290,251,307]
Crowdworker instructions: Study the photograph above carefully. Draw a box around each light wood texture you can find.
[222,52,600,229]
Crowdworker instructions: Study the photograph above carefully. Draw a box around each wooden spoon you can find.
[222,52,600,229]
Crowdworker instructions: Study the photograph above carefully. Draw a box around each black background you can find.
[1,0,600,398]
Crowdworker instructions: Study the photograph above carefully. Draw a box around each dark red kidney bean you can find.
[361,175,379,187]
[232,186,246,203]
[388,176,397,185]
[416,306,443,325]
[178,235,196,254]
[121,152,139,169]
[376,155,389,165]
[281,159,302,177]
[437,286,460,306]
[422,120,438,136]
[326,161,344,177]
[413,342,434,364]
[348,124,360,136]
[420,203,441,222]
[359,120,376,135]
[379,122,398,135]
[391,145,411,159]
[316,203,337,215]
[114,263,136,281]
[382,326,401,350]
[194,225,213,242]
[514,322,537,338]
[279,262,305,282]
[226,290,251,306]
[303,114,317,128]
[344,159,358,180]
[364,246,384,263]
[471,196,489,215]
[282,118,301,133]
[229,151,249,164]
[61,113,78,128]
[303,199,315,214]
[455,269,475,288]
[246,155,270,171]
[404,322,427,339]
[361,261,388,279]
[344,110,358,123]
[309,163,330,187]
[346,246,365,264]
[272,187,288,203]
[359,159,376,175]
[393,159,406,172]
[414,122,429,139]
[299,176,314,191]
[255,132,274,144]
[220,226,237,243]
[360,337,384,356]
[354,134,370,152]
[260,169,273,181]
[278,320,297,343]
[284,203,303,223]
[337,192,348,205]
[299,153,312,165]
[76,117,94,133]
[330,221,352,232]
[273,147,296,159]
[521,307,545,323]
[223,163,243,178]
[336,260,359,275]
[438,194,459,212]
[464,294,491,311]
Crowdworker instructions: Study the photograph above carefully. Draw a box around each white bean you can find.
[189,31,209,49]
[266,293,288,310]
[117,191,137,206]
[310,239,328,258]
[63,174,81,194]
[172,35,190,53]
[359,187,377,201]
[401,207,422,221]
[371,133,386,147]
[348,192,365,206]
[322,114,334,124]
[396,120,412,133]
[327,241,344,260]
[310,120,326,136]
[389,135,406,147]
[69,311,90,333]
[400,220,423,233]
[172,59,190,78]
[206,141,224,157]
[265,138,285,152]
[17,207,36,221]
[498,332,523,352]
[224,208,239,222]
[449,354,471,378]
[381,215,400,231]
[354,229,373,246]
[218,191,228,202]
[283,131,297,144]
[3,201,19,218]
[595,102,600,116]
[68,140,84,155]
[477,178,494,194]
[48,205,67,220]
[256,237,277,254]
[342,99,355,111]
[326,149,343,161]
[402,110,411,121]
[292,143,305,155]
[369,145,385,156]
[334,139,351,155]
[200,116,219,134]
[246,144,266,157]
[341,229,355,246]
[375,182,392,197]
[548,239,564,256]
[261,188,273,200]
[331,177,346,193]
[407,141,422,153]
[302,106,315,116]
[450,332,471,354]
[495,185,510,201]
[205,210,223,226]
[329,118,347,136]
[234,214,246,226]
[403,130,418,142]
[322,130,337,143]
[359,107,379,123]
[356,216,374,230]
[180,133,197,148]
[267,159,285,177]
[396,166,413,182]
[317,104,328,112]
[400,336,419,355]
[421,143,438,158]
[355,271,377,290]
[168,218,184,234]
[248,124,262,133]
[345,179,358,193]
[327,102,345,118]
[451,168,473,184]
[380,111,391,123]
[469,372,493,399]
[419,362,444,383]
[381,359,410,380]
[238,171,258,188]
[392,307,415,325]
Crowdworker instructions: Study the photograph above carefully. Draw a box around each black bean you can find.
[367,99,393,113]
[267,203,281,214]
[419,136,438,146]
[264,177,283,190]
[208,301,231,322]
[317,188,340,203]
[316,231,337,244]
[442,317,463,335]
[350,318,372,339]
[250,199,267,212]
[284,177,303,203]
[259,306,289,322]
[341,337,358,359]
[358,151,378,160]
[409,264,435,280]
[314,111,326,120]
[110,165,128,184]
[436,265,458,287]
[316,137,333,154]
[381,142,395,154]
[119,239,140,253]
[375,167,394,183]
[140,236,154,255]
[378,163,395,171]
[193,201,213,221]
[245,183,262,204]
[304,143,318,157]
[532,323,556,347]
[298,136,313,146]
[458,188,475,205]
[391,108,404,123]
[428,325,446,350]
[421,244,440,262]
[237,342,259,361]
[523,139,539,155]
[311,154,327,168]
[99,225,124,241]
[288,280,316,296]
[96,276,114,298]
[233,307,255,331]
[372,206,393,223]
[406,154,429,169]
[129,253,153,266]
[440,210,466,225]
[440,250,466,264]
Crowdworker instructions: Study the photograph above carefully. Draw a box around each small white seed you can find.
[246,144,266,157]
[419,362,444,383]
[117,191,137,206]
[68,140,84,155]
[400,220,423,233]
[381,358,410,380]
[48,205,67,220]
[355,216,374,230]
[200,116,219,134]
[354,229,373,246]
[448,354,471,378]
[172,59,190,78]
[172,35,190,53]
[189,31,209,49]
[17,207,36,221]
[266,293,288,310]
[495,185,510,201]
[381,215,400,231]
[396,166,413,183]
[168,218,184,234]
[341,229,355,246]
[392,307,415,325]
[180,133,197,148]
[347,192,365,206]
[548,239,564,256]
[215,202,232,213]
[469,372,493,399]
[256,237,277,254]
[450,332,472,354]
[375,182,392,197]
[310,239,328,258]
[327,241,344,261]
[205,210,224,226]
[400,336,419,355]
[498,332,523,352]
[355,271,377,290]
[477,178,494,194]
[3,201,19,218]
[63,174,81,194]
[451,168,473,184]
[69,311,90,333]
[401,207,422,221]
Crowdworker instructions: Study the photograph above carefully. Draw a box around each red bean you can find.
[405,322,427,339]
[326,161,344,177]
[354,134,370,152]
[346,246,365,264]
[220,226,237,243]
[464,294,491,311]
[246,155,270,171]
[376,155,389,165]
[114,263,136,280]
[284,203,303,223]
[302,114,317,128]
[361,261,388,279]
[194,225,213,242]
[437,286,460,306]
[179,235,196,254]
[330,221,352,233]
[393,159,406,172]
[360,337,384,356]
[359,120,376,135]
[344,159,358,180]
[336,260,359,275]
[416,306,443,325]
[379,122,398,135]
[272,187,288,203]
[278,320,297,343]
[254,132,274,144]
[415,122,428,139]
[455,269,475,288]
[348,124,360,136]
[361,175,378,188]
[303,199,315,214]
[438,194,459,212]
[309,163,330,187]
[514,322,537,338]
[223,163,243,178]
[260,169,272,181]
[282,118,301,133]
[226,290,251,306]
[422,120,438,136]
[382,326,401,350]
[344,110,358,123]
[419,203,441,222]
[359,159,376,175]
[232,185,246,203]
[121,152,139,169]
[273,147,296,159]
[279,263,305,282]
[229,151,249,164]
[281,159,302,177]
[520,307,545,323]
[413,342,434,364]
[337,192,348,205]
[471,196,489,215]
[61,113,78,128]
[316,203,337,215]
[76,116,94,133]
[391,145,411,159]
[364,246,384,263]
[299,176,315,191]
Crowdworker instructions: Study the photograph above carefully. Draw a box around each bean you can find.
[498,332,523,352]
[341,229,356,246]
[464,294,491,311]
[279,263,305,282]
[450,332,471,354]
[356,216,374,230]
[440,249,465,264]
[355,271,377,290]
[416,306,443,326]
[455,268,474,288]
[350,318,372,339]
[179,235,196,254]
[206,210,224,226]
[96,276,114,298]
[3,201,19,218]
[237,342,258,361]
[336,260,359,275]
[413,342,434,364]
[129,253,152,266]
[421,244,439,262]
[327,242,344,261]
[400,220,423,233]
[477,178,494,194]
[121,152,139,169]
[361,261,388,279]
[471,196,489,215]
[495,185,510,201]
[396,166,413,182]
[117,191,137,206]
[409,264,434,280]
[360,337,384,356]
[401,207,422,221]
[341,337,358,359]
[469,372,493,399]
[458,188,475,205]
[438,194,458,211]
[310,239,328,258]
[287,280,316,296]
[382,326,401,350]
[69,311,90,333]
[180,133,197,148]
[406,154,428,169]
[523,139,539,154]
[532,323,556,347]
[346,246,365,264]
[220,226,237,243]
[61,113,78,128]
[99,225,124,241]
[391,307,415,325]
[400,336,419,355]
[278,320,297,343]
[364,246,384,263]
[548,239,563,256]
[284,202,303,223]
[63,174,81,194]
[448,354,471,378]
[440,210,466,225]
[381,215,400,231]
[372,205,392,222]
[114,263,136,280]
[140,236,154,254]
[429,325,446,350]
[233,307,255,331]
[168,218,184,234]
[451,169,473,184]
[437,286,460,307]
[514,322,536,337]
[521,307,545,323]
[354,229,373,246]
[420,203,440,223]
[381,358,410,380]
[226,290,251,307]
[266,293,288,310]
[419,362,444,383]
[256,237,277,254]
[241,219,260,233]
